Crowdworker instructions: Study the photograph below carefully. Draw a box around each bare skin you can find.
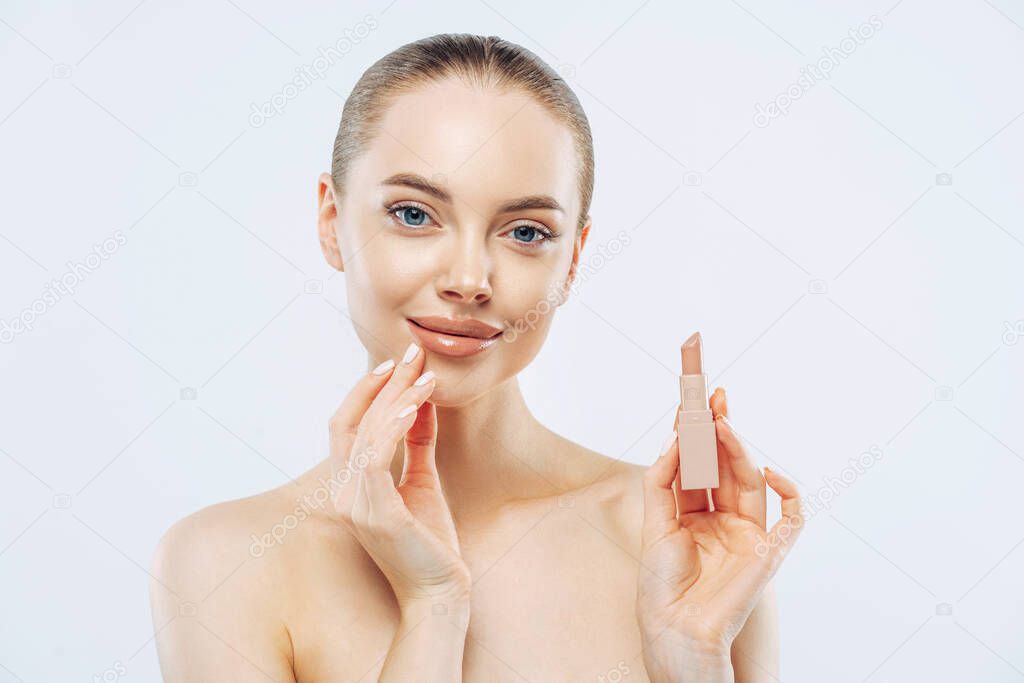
[149,401,779,681]
[150,77,790,681]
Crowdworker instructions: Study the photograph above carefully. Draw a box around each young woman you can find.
[150,33,803,682]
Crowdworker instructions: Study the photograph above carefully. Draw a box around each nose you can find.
[438,234,492,304]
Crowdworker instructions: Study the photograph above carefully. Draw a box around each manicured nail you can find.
[402,342,420,364]
[371,359,395,375]
[660,431,677,455]
[413,370,435,387]
[396,404,417,419]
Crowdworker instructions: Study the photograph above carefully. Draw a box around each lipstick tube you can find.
[677,332,719,490]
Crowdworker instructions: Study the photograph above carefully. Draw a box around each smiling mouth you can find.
[405,316,506,359]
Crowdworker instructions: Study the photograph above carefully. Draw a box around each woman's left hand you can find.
[635,388,804,682]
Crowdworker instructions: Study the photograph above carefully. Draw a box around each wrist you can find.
[382,597,470,683]
[640,628,733,683]
[645,648,733,683]
[399,591,471,630]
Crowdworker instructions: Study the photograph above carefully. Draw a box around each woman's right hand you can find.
[326,342,470,611]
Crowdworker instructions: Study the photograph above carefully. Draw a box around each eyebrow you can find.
[380,172,565,214]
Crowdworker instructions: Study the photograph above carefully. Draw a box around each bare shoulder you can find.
[148,471,370,681]
[151,485,291,606]
[572,444,648,506]
[559,441,652,551]
[148,484,295,680]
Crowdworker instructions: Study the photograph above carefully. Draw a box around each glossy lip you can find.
[407,315,503,339]
[406,318,503,358]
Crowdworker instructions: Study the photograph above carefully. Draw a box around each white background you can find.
[1,1,1022,681]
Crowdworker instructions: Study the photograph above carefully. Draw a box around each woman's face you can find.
[318,77,590,407]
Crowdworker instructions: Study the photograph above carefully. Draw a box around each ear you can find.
[317,172,344,272]
[559,217,591,305]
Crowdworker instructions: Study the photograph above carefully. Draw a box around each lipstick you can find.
[677,331,719,490]
[405,318,502,358]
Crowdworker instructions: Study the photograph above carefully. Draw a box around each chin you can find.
[422,366,510,408]
[422,380,483,408]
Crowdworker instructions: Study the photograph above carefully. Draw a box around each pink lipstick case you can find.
[676,332,720,490]
[677,372,719,490]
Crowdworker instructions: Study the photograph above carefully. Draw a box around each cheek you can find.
[342,241,427,350]
[347,233,432,302]
[504,275,555,319]
[498,248,573,313]
[495,263,566,345]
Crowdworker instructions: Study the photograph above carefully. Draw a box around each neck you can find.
[301,363,608,528]
[388,374,572,524]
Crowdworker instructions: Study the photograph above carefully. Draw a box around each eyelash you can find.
[385,201,560,249]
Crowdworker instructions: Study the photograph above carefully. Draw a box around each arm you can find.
[380,597,470,681]
[731,581,780,682]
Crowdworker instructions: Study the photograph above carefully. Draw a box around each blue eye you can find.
[386,202,560,249]
[508,223,560,250]
[390,205,432,228]
[511,225,546,244]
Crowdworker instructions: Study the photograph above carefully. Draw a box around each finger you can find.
[642,432,680,545]
[329,358,397,481]
[764,467,804,563]
[364,342,425,427]
[362,369,436,474]
[765,467,802,520]
[708,388,740,513]
[329,358,398,462]
[709,386,727,418]
[401,400,439,488]
[714,413,767,527]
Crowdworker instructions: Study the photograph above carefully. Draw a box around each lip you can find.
[406,317,503,358]
[408,316,504,339]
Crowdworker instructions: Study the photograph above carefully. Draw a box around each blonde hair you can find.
[331,33,594,232]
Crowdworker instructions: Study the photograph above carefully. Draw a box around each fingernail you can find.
[413,370,434,387]
[396,404,417,419]
[402,342,420,364]
[660,431,677,455]
[371,359,395,375]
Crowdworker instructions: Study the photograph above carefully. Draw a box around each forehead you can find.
[357,78,579,215]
